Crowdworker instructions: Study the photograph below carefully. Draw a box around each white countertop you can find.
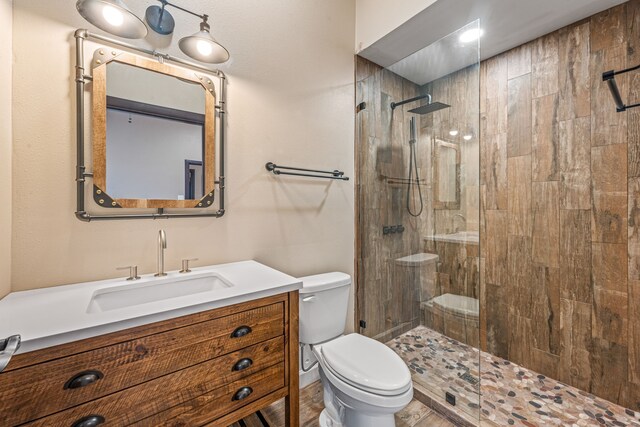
[0,260,301,354]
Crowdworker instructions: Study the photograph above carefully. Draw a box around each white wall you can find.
[0,0,11,299]
[11,0,356,327]
[355,0,436,51]
[106,110,203,200]
[107,62,205,114]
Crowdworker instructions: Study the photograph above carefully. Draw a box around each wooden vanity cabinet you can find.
[0,291,299,427]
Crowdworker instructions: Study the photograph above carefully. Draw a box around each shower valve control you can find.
[383,225,405,235]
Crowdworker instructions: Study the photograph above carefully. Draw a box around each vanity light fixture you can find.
[179,18,230,64]
[76,0,147,39]
[146,0,230,64]
[463,134,473,141]
[449,129,459,136]
[76,0,230,63]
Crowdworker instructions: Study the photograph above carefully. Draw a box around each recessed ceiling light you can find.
[459,28,484,43]
[463,134,473,141]
[449,130,459,136]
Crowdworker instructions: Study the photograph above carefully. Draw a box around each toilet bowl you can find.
[299,273,413,427]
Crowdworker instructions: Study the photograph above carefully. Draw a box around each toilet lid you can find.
[320,334,412,396]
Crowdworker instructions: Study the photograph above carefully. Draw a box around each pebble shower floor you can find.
[389,326,640,426]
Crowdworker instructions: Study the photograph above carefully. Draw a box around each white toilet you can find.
[299,272,413,427]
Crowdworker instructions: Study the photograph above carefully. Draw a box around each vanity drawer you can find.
[0,302,284,426]
[23,338,285,427]
[137,364,286,426]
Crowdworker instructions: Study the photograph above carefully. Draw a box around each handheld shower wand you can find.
[407,117,423,217]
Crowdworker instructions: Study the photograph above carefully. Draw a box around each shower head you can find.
[390,94,451,116]
[408,102,451,115]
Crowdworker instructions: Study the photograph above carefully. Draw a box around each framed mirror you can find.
[91,50,216,208]
[432,138,460,210]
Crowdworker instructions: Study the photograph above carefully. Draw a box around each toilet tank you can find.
[298,272,351,345]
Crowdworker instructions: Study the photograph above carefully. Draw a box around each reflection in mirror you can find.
[106,62,205,200]
[433,138,460,209]
[92,51,216,209]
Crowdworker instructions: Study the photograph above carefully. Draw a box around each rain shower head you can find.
[390,94,451,115]
[408,101,450,115]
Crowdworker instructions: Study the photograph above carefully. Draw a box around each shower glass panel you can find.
[356,20,480,423]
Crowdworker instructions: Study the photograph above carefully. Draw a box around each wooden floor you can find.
[231,381,456,427]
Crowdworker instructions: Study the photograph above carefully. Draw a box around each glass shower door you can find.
[356,20,481,424]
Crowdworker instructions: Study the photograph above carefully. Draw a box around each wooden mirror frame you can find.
[432,138,461,210]
[91,50,216,209]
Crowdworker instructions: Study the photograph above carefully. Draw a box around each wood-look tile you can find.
[482,55,508,136]
[590,44,628,147]
[560,209,592,303]
[559,298,592,391]
[530,348,560,379]
[531,265,561,355]
[532,94,560,181]
[629,280,640,385]
[413,412,457,427]
[629,177,640,281]
[589,338,629,405]
[532,181,560,267]
[559,117,591,209]
[592,191,627,244]
[627,1,640,178]
[395,398,432,427]
[507,155,532,236]
[558,22,591,120]
[482,133,508,210]
[507,75,532,157]
[507,43,532,80]
[592,243,628,294]
[591,143,628,193]
[485,210,508,286]
[258,381,324,427]
[507,235,532,318]
[485,283,509,359]
[479,256,487,351]
[590,4,627,53]
[620,382,640,412]
[592,287,628,345]
[532,33,560,99]
[628,98,640,178]
[508,313,534,367]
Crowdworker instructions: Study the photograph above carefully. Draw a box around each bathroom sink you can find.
[87,273,234,313]
[425,231,479,245]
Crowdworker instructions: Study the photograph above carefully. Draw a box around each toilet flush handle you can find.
[302,295,316,303]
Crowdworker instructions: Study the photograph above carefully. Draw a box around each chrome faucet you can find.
[155,230,167,277]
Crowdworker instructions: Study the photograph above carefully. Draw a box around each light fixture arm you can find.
[158,0,208,22]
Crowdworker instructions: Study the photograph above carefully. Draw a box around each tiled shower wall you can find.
[479,2,640,410]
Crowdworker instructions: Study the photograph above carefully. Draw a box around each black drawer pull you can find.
[71,415,105,427]
[232,386,253,401]
[230,325,252,338]
[64,370,104,390]
[232,358,253,371]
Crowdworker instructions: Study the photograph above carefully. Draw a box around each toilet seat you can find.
[318,334,412,396]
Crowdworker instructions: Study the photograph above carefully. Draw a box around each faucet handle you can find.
[179,258,199,274]
[117,265,141,281]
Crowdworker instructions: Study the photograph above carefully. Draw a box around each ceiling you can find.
[360,0,627,85]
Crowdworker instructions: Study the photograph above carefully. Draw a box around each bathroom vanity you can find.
[0,261,301,426]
